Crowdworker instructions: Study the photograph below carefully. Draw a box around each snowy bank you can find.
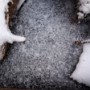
[71,43,90,86]
[0,0,26,60]
[77,0,90,20]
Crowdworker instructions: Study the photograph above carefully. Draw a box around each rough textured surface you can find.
[0,0,90,89]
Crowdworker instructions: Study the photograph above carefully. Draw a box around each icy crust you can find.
[0,0,26,46]
[77,0,90,19]
[71,43,90,86]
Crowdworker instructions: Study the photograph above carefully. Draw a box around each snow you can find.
[71,43,90,86]
[70,0,90,86]
[0,0,26,46]
[0,0,89,89]
[77,0,90,19]
[17,0,26,10]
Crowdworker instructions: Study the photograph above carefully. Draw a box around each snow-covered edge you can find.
[17,0,26,10]
[71,43,90,86]
[0,0,26,46]
[77,0,90,20]
[70,0,90,86]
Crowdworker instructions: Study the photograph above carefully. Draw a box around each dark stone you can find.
[0,0,90,89]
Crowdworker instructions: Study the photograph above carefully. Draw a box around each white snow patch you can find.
[78,0,90,19]
[71,43,90,86]
[0,0,26,46]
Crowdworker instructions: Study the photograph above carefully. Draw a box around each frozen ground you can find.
[0,0,90,89]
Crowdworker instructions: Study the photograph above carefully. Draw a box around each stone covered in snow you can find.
[0,0,90,90]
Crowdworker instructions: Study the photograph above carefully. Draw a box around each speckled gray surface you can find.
[0,0,90,90]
